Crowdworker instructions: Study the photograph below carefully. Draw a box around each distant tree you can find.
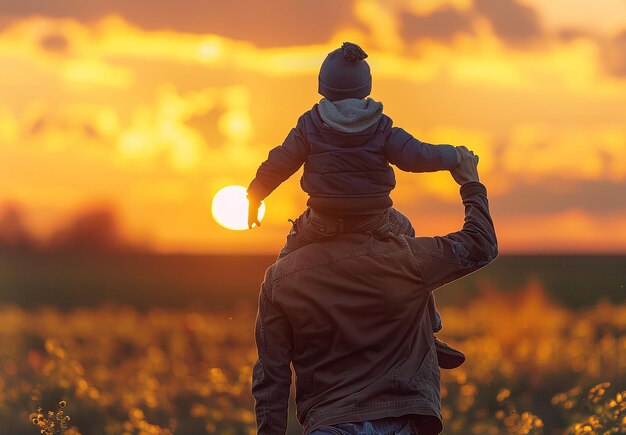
[0,203,37,252]
[46,208,141,253]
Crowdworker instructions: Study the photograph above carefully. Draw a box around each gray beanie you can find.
[318,42,372,101]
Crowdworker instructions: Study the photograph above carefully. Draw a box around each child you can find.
[247,42,464,369]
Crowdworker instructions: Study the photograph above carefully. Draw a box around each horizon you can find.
[1,202,625,256]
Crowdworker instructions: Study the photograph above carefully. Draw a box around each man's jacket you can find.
[247,101,459,215]
[252,181,498,434]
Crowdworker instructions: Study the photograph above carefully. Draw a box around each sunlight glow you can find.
[3,12,626,253]
[211,185,265,231]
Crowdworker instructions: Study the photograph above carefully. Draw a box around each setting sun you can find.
[211,185,265,231]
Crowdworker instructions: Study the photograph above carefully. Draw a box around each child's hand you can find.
[248,198,262,229]
[455,147,463,167]
[451,146,480,186]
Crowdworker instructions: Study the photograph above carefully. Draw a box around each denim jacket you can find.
[252,181,498,434]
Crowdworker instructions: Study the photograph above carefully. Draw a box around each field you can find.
[0,255,625,434]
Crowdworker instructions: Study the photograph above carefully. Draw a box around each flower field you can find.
[0,281,624,435]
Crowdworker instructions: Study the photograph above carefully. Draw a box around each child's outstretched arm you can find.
[385,127,460,173]
[247,116,310,228]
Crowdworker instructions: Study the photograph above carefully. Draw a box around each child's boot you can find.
[434,336,465,369]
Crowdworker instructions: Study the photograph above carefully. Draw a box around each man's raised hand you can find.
[451,146,480,186]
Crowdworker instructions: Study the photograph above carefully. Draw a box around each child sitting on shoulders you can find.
[247,42,465,369]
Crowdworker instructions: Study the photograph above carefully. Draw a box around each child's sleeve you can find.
[386,127,459,173]
[247,116,310,201]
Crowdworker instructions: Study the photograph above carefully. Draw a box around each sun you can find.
[211,185,265,231]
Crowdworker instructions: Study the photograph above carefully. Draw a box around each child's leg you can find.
[277,208,340,259]
[388,208,442,333]
[277,209,314,259]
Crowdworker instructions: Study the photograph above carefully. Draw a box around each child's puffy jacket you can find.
[247,103,459,215]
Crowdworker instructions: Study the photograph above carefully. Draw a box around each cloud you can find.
[39,33,69,53]
[353,0,404,51]
[493,180,626,215]
[601,30,626,77]
[519,0,626,37]
[501,124,626,183]
[20,104,121,151]
[494,209,626,253]
[116,84,265,172]
[400,7,474,42]
[0,105,17,143]
[0,0,356,47]
[474,0,542,43]
[117,84,214,170]
[394,176,626,214]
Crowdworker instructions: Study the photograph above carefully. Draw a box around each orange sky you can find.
[1,0,626,254]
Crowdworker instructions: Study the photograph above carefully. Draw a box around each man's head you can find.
[318,42,372,101]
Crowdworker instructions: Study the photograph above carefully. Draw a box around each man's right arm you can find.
[408,149,498,291]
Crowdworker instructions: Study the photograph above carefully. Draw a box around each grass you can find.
[0,281,624,434]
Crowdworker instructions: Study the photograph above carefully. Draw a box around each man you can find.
[252,148,497,434]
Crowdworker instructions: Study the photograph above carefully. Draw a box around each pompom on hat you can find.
[318,42,372,101]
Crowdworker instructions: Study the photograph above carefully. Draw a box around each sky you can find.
[1,0,626,254]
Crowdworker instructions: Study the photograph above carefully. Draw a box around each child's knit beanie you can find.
[318,42,371,101]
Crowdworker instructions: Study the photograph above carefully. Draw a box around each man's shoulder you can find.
[267,233,417,283]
